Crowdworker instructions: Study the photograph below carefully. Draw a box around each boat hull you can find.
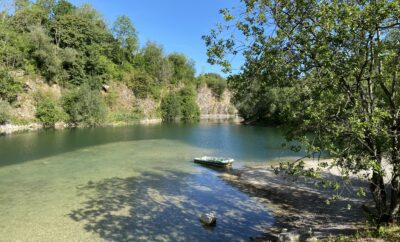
[193,158,233,167]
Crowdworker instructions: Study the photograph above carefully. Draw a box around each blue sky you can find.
[68,0,243,76]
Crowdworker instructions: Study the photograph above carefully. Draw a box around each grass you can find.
[325,224,400,242]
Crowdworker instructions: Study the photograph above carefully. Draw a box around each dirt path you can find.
[219,161,374,240]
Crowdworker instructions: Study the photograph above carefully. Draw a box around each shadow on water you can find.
[0,122,300,167]
[69,169,275,241]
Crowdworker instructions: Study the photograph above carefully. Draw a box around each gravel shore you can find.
[219,160,373,240]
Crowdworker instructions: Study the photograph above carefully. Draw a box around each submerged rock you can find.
[199,212,217,226]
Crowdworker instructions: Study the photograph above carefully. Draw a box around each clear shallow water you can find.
[0,122,301,241]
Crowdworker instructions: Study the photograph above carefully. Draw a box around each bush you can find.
[124,70,158,99]
[34,91,64,127]
[179,86,200,122]
[197,73,227,99]
[160,93,181,122]
[0,100,12,125]
[63,86,106,126]
[0,69,23,103]
[110,110,142,123]
[160,86,200,123]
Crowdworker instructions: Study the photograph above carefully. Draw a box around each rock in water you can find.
[199,212,216,226]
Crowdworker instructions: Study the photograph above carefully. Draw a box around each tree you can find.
[160,93,181,122]
[52,0,75,17]
[168,53,195,84]
[205,0,400,222]
[34,90,64,127]
[139,42,165,79]
[0,99,12,124]
[62,86,106,126]
[112,15,138,63]
[179,86,200,122]
[50,14,97,49]
[29,26,62,83]
[0,67,22,103]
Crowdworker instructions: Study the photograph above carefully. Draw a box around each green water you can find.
[0,122,301,241]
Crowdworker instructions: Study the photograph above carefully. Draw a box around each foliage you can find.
[112,15,138,64]
[0,0,200,126]
[124,70,157,99]
[168,53,195,84]
[198,73,227,99]
[160,93,181,122]
[179,86,200,122]
[205,0,400,222]
[326,224,400,241]
[110,110,142,124]
[135,42,170,84]
[161,86,200,123]
[0,68,22,103]
[0,99,12,125]
[34,90,64,127]
[62,86,106,126]
[228,72,296,124]
[29,26,62,83]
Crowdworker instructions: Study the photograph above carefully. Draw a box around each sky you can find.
[68,0,243,76]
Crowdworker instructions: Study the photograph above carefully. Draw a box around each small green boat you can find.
[194,156,234,167]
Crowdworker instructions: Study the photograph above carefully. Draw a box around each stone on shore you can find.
[199,212,217,226]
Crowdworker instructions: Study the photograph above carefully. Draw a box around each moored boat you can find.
[193,156,234,167]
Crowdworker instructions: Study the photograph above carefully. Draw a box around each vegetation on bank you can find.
[205,0,400,235]
[0,0,229,127]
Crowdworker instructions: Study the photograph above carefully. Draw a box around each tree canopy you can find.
[0,0,208,125]
[205,0,400,222]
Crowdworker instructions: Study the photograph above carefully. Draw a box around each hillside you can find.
[0,73,237,134]
[0,0,237,132]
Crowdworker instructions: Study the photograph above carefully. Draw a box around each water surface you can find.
[0,122,301,241]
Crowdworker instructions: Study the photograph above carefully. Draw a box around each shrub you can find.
[197,73,227,99]
[0,100,12,125]
[160,93,181,122]
[0,69,23,103]
[207,78,227,99]
[179,86,200,122]
[124,70,158,99]
[111,110,142,123]
[34,91,64,127]
[63,86,106,126]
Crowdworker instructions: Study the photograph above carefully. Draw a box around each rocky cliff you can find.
[2,78,238,133]
[196,86,237,117]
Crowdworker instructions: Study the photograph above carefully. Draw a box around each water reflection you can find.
[70,168,274,241]
[0,122,301,167]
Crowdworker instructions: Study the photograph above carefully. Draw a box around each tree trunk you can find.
[370,171,387,219]
[389,170,400,220]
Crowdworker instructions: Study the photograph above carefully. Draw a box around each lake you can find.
[0,121,301,241]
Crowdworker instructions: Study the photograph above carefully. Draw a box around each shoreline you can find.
[219,160,372,240]
[0,114,241,135]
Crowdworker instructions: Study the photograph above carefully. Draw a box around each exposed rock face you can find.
[103,82,135,112]
[196,86,237,116]
[136,97,159,118]
[12,79,63,121]
[6,77,239,133]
